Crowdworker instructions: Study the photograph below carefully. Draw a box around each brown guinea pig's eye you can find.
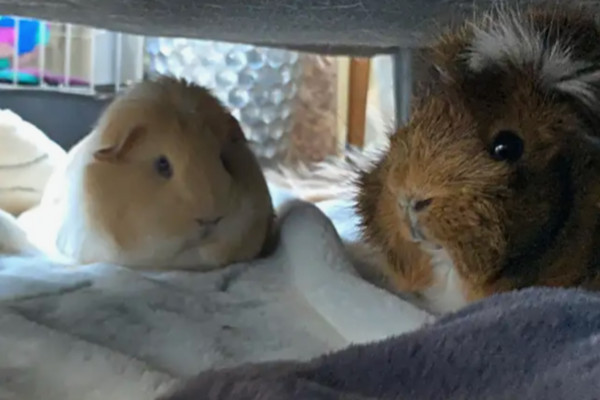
[489,130,524,163]
[154,155,173,179]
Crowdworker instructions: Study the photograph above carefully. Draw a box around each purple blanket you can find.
[161,288,600,400]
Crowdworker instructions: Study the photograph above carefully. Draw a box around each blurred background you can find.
[0,16,399,166]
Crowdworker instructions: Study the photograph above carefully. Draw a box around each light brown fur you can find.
[86,79,236,251]
[18,76,275,269]
[357,4,600,310]
[85,76,275,268]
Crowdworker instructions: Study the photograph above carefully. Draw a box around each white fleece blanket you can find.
[0,198,432,400]
[0,108,432,399]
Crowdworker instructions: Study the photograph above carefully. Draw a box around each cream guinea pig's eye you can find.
[154,155,173,179]
[489,130,524,163]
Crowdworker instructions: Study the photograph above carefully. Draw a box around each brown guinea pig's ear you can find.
[226,114,247,144]
[94,125,145,163]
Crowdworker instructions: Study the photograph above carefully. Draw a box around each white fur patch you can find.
[263,146,383,203]
[420,246,468,315]
[465,8,600,108]
[467,9,576,78]
[554,69,600,108]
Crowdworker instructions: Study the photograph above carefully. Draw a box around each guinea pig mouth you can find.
[420,241,443,252]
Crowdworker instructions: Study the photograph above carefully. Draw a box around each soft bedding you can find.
[0,199,432,400]
[163,287,600,400]
[0,108,434,399]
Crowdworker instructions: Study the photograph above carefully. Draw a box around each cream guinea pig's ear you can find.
[225,114,247,144]
[93,125,146,163]
[219,115,249,176]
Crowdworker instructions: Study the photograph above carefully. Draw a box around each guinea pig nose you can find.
[412,198,433,212]
[196,216,223,226]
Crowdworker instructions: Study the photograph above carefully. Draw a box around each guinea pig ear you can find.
[93,125,145,163]
[219,116,248,175]
[225,114,247,144]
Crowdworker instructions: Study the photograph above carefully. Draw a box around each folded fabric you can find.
[0,108,66,215]
[0,201,431,400]
[162,287,600,400]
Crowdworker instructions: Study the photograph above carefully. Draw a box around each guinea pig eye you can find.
[154,155,173,179]
[489,130,524,163]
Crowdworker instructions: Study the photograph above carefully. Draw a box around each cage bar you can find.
[114,32,122,92]
[393,48,412,129]
[38,20,46,87]
[12,16,19,85]
[89,28,95,92]
[135,35,145,82]
[64,23,72,88]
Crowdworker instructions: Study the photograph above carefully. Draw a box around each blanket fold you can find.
[0,201,431,400]
[162,287,600,400]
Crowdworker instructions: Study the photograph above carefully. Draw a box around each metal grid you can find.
[0,16,145,95]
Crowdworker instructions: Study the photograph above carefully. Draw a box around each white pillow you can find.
[0,109,67,215]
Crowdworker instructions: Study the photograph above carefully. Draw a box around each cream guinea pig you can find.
[15,76,275,270]
[355,4,600,314]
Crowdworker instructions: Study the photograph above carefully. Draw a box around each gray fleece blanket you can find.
[161,287,600,400]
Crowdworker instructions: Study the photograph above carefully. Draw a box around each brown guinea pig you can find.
[356,4,600,314]
[16,76,275,270]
